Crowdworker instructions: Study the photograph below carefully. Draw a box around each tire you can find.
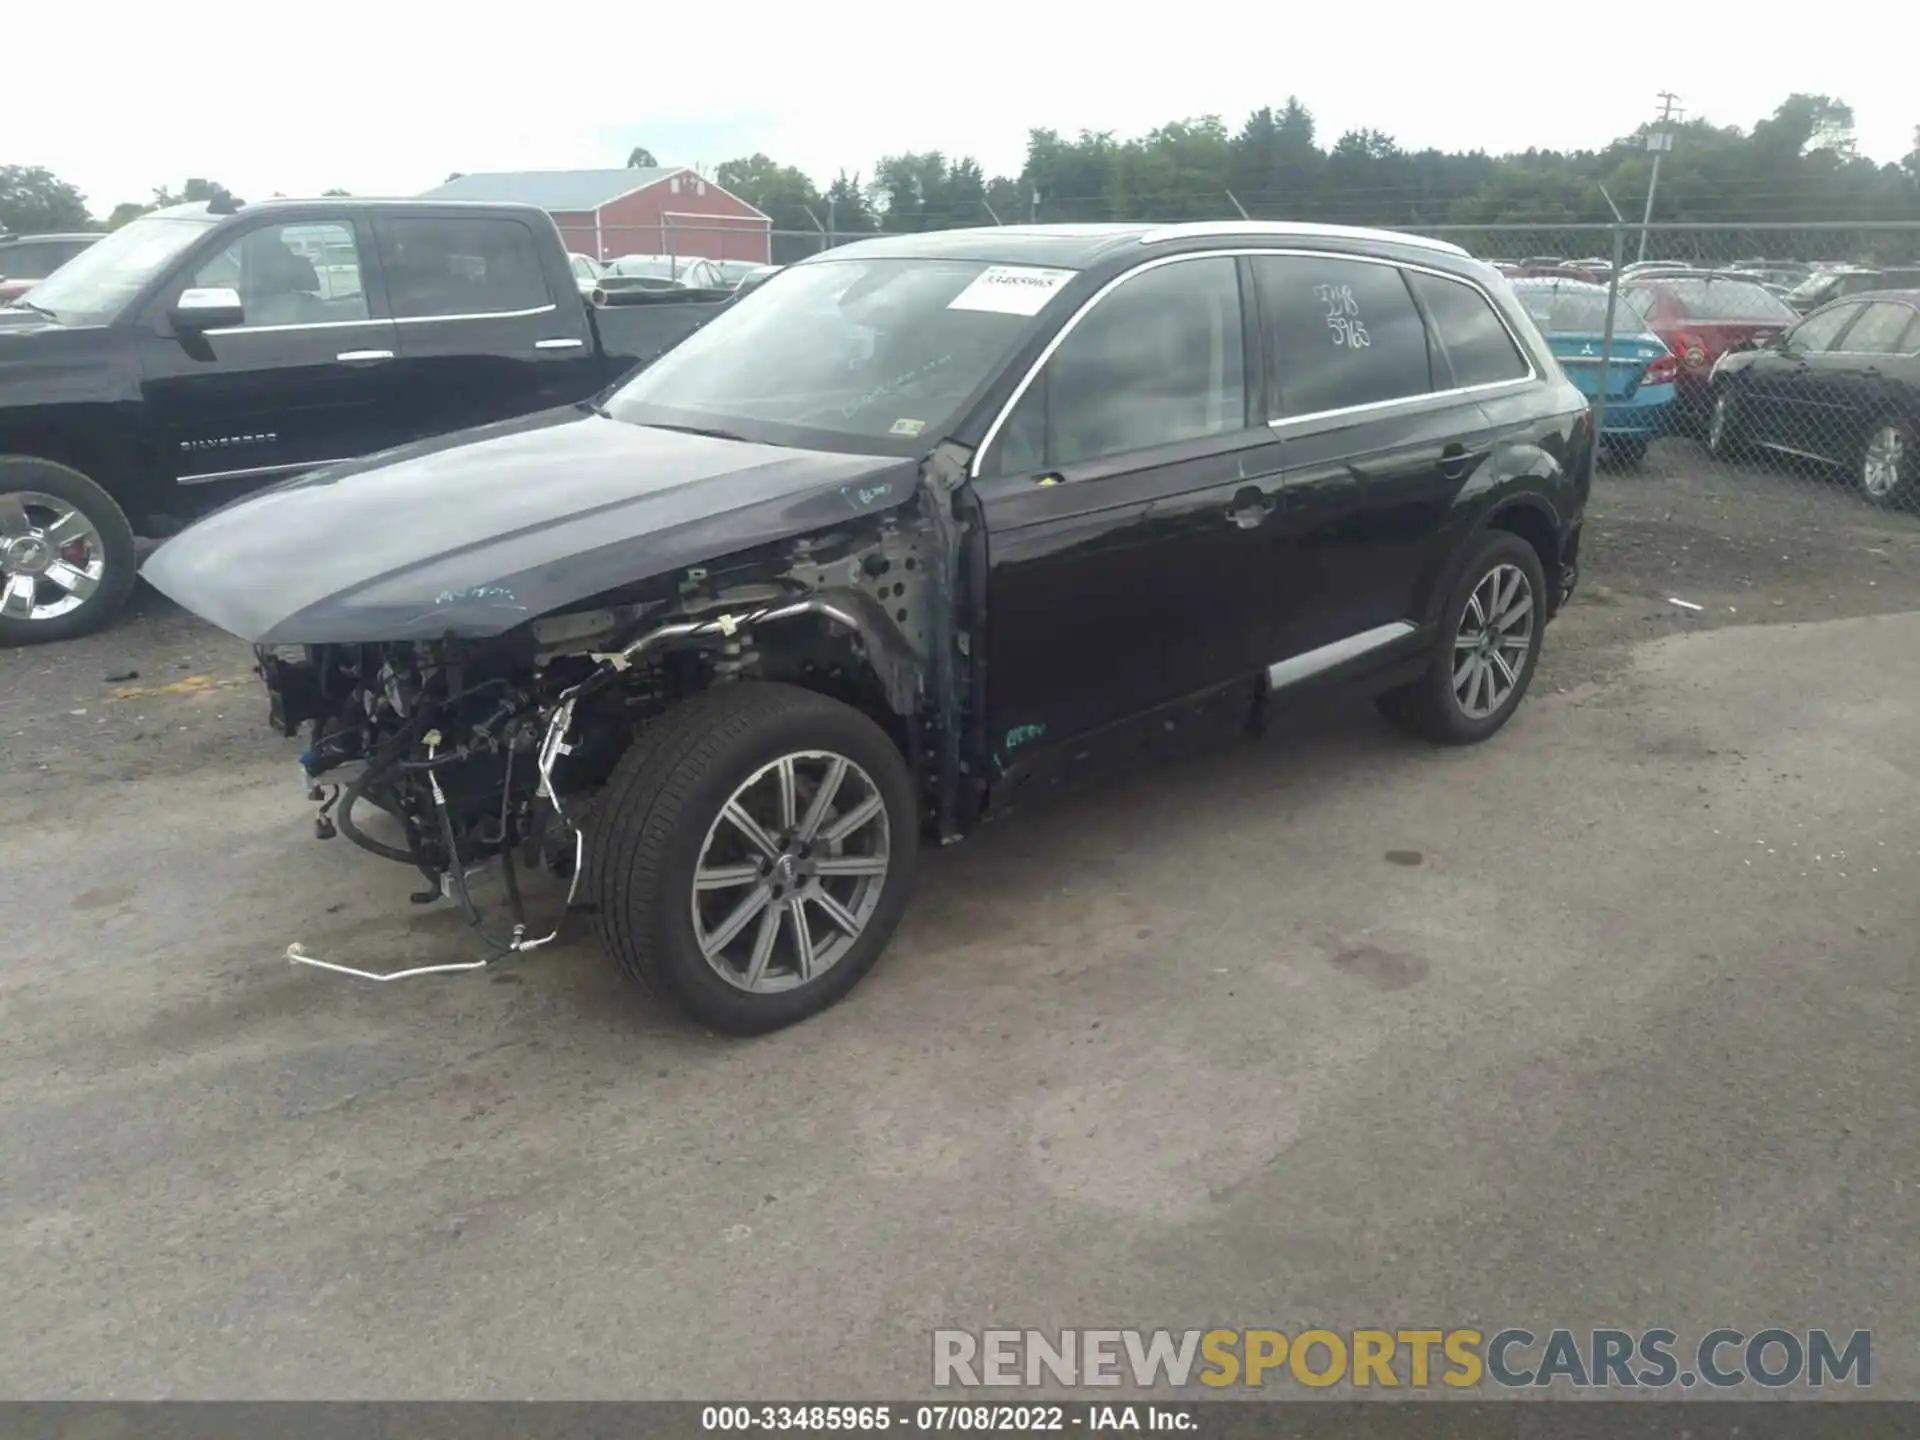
[1706,390,1750,463]
[0,455,139,646]
[589,681,920,1035]
[1377,530,1547,746]
[1855,419,1913,510]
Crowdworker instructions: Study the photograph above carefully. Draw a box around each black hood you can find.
[141,406,919,644]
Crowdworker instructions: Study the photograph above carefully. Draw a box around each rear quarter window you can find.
[1408,271,1530,387]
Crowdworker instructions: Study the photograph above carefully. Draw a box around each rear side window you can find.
[1409,271,1530,387]
[383,217,550,318]
[1841,302,1918,354]
[1252,255,1429,417]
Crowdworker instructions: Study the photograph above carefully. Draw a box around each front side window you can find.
[1410,271,1530,387]
[384,217,549,318]
[607,256,1070,453]
[190,220,370,327]
[1838,302,1917,354]
[1785,304,1860,355]
[1253,255,1430,417]
[994,256,1247,473]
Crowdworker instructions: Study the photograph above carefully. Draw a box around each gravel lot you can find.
[3,440,1917,1398]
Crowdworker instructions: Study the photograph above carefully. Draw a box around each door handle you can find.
[1439,443,1485,480]
[1224,487,1274,529]
[335,349,393,364]
[534,337,587,350]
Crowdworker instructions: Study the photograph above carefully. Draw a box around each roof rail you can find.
[1137,220,1468,257]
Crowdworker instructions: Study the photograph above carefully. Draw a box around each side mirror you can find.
[169,286,244,333]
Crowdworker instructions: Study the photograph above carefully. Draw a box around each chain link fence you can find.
[1408,223,1920,526]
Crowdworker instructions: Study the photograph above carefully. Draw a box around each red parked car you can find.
[1619,271,1796,422]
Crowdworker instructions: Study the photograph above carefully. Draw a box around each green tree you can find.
[823,171,877,239]
[0,166,92,234]
[627,146,659,168]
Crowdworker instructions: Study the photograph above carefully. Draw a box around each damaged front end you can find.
[260,515,938,980]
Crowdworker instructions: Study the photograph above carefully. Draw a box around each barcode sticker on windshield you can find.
[947,266,1076,316]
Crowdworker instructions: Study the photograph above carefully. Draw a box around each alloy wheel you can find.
[1452,563,1534,720]
[1862,425,1905,500]
[690,749,891,994]
[0,490,107,624]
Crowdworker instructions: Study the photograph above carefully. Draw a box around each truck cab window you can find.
[193,221,369,328]
[384,217,550,318]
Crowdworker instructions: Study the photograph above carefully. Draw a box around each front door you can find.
[1745,302,1861,453]
[138,214,400,500]
[373,211,599,445]
[976,254,1282,775]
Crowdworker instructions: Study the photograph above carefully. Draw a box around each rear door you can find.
[977,253,1284,763]
[1820,300,1920,455]
[1255,253,1527,667]
[137,213,403,492]
[374,211,598,444]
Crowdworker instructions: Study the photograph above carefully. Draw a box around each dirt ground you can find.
[2,438,1917,1399]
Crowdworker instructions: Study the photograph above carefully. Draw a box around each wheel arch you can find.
[1482,495,1565,618]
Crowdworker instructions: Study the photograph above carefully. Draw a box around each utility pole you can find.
[1638,91,1681,263]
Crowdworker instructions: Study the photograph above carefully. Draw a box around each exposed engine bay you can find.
[256,517,936,973]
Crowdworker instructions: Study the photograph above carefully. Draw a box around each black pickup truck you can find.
[0,197,730,644]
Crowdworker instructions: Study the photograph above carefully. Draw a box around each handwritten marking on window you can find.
[1314,282,1372,349]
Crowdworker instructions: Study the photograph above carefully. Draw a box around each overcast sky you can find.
[9,4,1913,217]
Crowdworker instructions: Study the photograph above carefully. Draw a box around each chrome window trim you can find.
[1266,621,1417,691]
[970,247,1542,479]
[205,317,388,336]
[394,303,558,325]
[176,459,344,485]
[203,301,559,336]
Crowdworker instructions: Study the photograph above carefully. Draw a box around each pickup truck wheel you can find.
[0,457,139,646]
[1377,530,1546,746]
[589,682,919,1035]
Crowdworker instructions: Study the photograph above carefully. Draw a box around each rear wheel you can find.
[1377,530,1546,746]
[1856,420,1913,509]
[0,456,139,646]
[590,682,919,1035]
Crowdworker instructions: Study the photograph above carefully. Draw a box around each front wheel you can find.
[1706,390,1750,463]
[0,456,139,646]
[590,682,919,1035]
[1856,420,1913,509]
[1377,530,1547,746]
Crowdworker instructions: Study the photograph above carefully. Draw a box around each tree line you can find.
[7,93,1917,262]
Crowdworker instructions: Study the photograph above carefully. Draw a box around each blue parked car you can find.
[1509,278,1678,467]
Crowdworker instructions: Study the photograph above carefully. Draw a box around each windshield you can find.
[18,215,216,323]
[605,257,1065,452]
[1509,281,1649,336]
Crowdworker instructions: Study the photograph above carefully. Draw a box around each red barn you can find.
[419,168,771,264]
